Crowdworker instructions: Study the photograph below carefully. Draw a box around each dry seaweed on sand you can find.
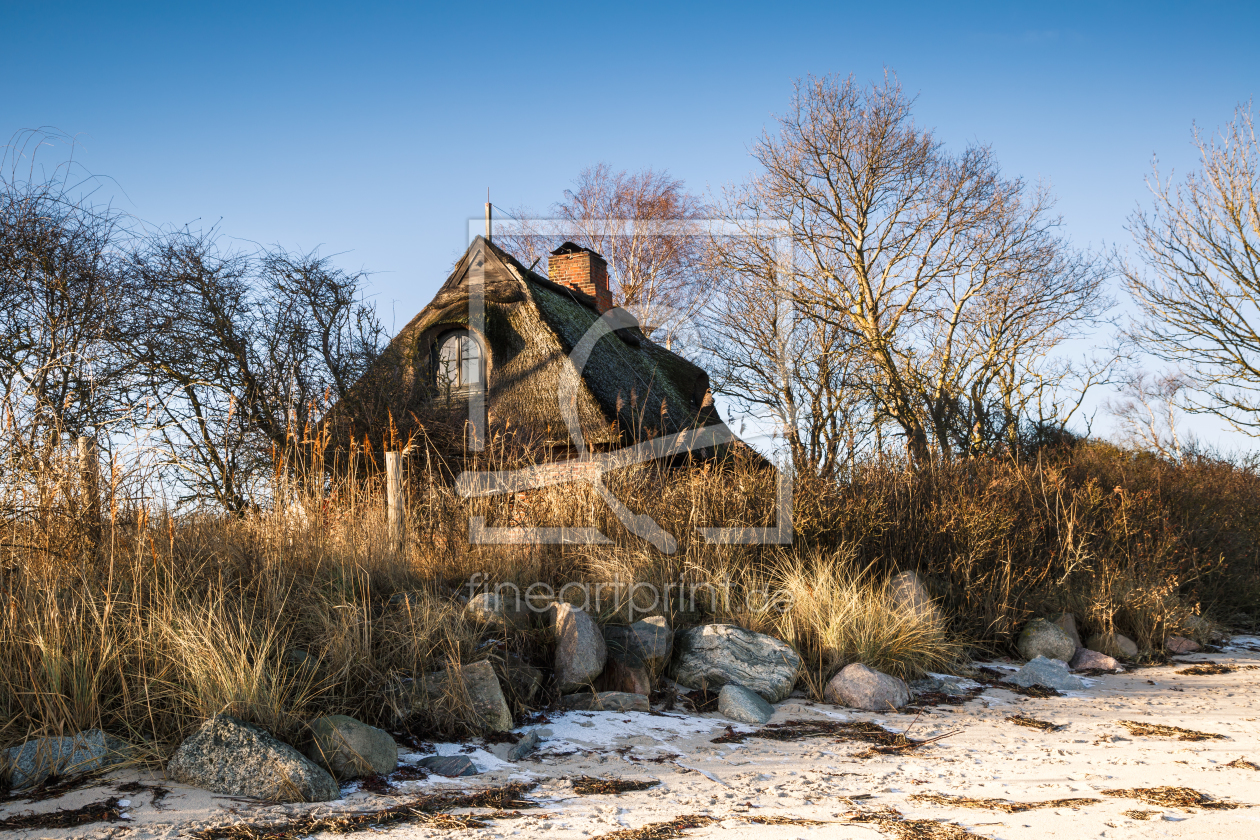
[905,688,985,711]
[1122,810,1161,820]
[909,793,1100,813]
[0,797,123,831]
[0,771,105,804]
[1225,758,1260,770]
[190,783,542,840]
[1102,786,1242,811]
[193,811,491,839]
[589,814,720,840]
[1176,663,1256,676]
[1117,720,1226,741]
[712,718,954,754]
[843,804,989,840]
[746,816,832,825]
[1006,713,1067,732]
[116,780,171,809]
[571,776,659,795]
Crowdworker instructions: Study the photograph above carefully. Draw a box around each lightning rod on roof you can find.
[485,189,492,242]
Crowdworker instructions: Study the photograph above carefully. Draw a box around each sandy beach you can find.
[5,638,1259,840]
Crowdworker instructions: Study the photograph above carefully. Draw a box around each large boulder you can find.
[466,591,531,630]
[1069,648,1122,671]
[306,715,397,780]
[559,691,650,712]
[1166,635,1201,655]
[1002,656,1084,691]
[718,684,775,724]
[1052,613,1082,650]
[1017,618,1077,663]
[3,729,128,790]
[596,654,652,696]
[1086,632,1138,660]
[554,604,607,693]
[167,715,339,802]
[823,663,910,710]
[385,660,513,731]
[461,660,514,731]
[671,624,801,702]
[606,617,674,671]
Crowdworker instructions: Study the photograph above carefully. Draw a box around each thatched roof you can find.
[324,236,735,458]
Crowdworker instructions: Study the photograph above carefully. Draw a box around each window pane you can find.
[461,335,480,385]
[438,336,459,387]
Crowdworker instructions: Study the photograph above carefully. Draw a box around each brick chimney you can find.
[549,242,612,313]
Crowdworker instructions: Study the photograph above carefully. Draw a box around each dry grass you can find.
[3,435,1259,761]
[1225,758,1259,770]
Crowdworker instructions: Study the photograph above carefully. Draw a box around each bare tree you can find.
[122,229,383,511]
[0,131,130,512]
[501,164,710,346]
[701,204,875,479]
[718,73,1110,465]
[1126,105,1260,436]
[1106,370,1194,460]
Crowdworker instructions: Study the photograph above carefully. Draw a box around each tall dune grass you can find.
[2,436,1257,762]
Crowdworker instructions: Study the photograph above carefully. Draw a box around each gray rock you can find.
[1003,656,1084,691]
[889,570,937,622]
[605,617,674,671]
[466,592,531,630]
[1069,648,1122,671]
[386,661,512,731]
[670,624,801,702]
[461,660,514,731]
[718,684,774,724]
[167,715,339,802]
[3,729,128,790]
[823,663,910,710]
[1052,613,1082,650]
[559,691,650,712]
[554,604,607,693]
[1166,635,1201,654]
[507,730,540,761]
[1086,632,1139,659]
[1017,618,1077,663]
[306,715,397,780]
[596,653,652,696]
[909,675,972,697]
[418,755,478,777]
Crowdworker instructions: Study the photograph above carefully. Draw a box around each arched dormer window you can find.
[436,330,484,390]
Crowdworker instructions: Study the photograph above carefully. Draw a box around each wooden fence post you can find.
[78,435,102,545]
[386,451,404,552]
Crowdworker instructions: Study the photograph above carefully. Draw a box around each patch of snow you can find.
[397,744,514,774]
[518,710,735,753]
[1223,635,1260,652]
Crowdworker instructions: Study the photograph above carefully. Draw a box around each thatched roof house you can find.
[325,236,737,462]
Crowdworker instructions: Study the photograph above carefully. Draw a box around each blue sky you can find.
[5,1,1259,448]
